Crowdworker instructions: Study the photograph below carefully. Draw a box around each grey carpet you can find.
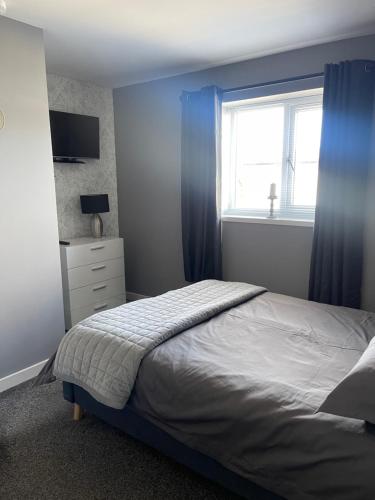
[0,381,239,500]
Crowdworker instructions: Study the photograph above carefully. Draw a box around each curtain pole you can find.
[224,72,324,95]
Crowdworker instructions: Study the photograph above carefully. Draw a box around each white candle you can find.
[270,183,276,198]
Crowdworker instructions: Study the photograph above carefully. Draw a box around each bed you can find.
[55,281,375,500]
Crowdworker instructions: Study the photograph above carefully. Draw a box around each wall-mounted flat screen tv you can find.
[49,110,100,163]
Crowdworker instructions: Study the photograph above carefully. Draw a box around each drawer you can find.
[68,257,124,290]
[69,277,125,309]
[66,239,123,269]
[70,294,126,327]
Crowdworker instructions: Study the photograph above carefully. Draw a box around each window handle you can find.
[92,284,107,291]
[91,265,106,271]
[94,303,108,311]
[287,156,295,171]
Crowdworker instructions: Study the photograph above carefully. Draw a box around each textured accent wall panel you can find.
[48,74,119,239]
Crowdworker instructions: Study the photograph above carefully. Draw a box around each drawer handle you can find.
[91,265,106,271]
[94,303,108,311]
[90,245,105,251]
[92,284,107,291]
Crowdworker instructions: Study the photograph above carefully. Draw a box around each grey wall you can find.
[362,113,375,312]
[47,74,118,239]
[223,223,314,299]
[114,35,375,310]
[0,17,65,378]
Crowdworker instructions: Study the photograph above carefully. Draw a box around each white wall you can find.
[0,17,65,379]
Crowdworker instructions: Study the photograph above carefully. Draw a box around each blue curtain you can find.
[181,86,223,282]
[309,60,375,308]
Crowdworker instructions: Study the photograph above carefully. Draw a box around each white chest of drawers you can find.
[60,237,126,329]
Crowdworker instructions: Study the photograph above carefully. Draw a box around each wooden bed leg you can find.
[73,403,83,421]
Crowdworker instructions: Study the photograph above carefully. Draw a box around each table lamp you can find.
[80,194,109,238]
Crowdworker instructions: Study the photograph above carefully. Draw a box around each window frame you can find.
[222,89,323,221]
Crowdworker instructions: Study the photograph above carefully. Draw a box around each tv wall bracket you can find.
[53,157,86,164]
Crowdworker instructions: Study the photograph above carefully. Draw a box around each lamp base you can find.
[91,213,103,238]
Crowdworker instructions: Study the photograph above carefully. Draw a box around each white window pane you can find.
[293,161,319,206]
[236,106,284,165]
[221,109,232,210]
[291,106,322,206]
[235,163,281,209]
[234,105,283,209]
[293,107,322,162]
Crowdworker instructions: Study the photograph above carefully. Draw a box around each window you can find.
[222,89,323,221]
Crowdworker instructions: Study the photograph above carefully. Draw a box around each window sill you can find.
[221,215,314,227]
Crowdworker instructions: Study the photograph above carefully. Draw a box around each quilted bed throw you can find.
[54,280,266,409]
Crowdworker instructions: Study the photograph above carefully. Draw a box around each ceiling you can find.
[4,0,375,88]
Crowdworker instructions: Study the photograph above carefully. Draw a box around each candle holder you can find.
[267,195,277,218]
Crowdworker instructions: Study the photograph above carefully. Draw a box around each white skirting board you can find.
[126,291,150,302]
[0,359,48,393]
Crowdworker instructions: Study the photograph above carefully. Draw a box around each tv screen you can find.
[49,110,100,160]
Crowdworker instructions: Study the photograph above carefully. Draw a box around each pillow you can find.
[318,336,375,424]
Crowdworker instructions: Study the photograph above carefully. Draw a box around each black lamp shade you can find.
[80,194,109,214]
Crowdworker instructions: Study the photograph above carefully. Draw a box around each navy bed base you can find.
[63,382,282,500]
